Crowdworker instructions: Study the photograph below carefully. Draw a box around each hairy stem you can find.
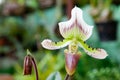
[65,74,73,80]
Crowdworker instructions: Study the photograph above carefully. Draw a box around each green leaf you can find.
[46,72,61,80]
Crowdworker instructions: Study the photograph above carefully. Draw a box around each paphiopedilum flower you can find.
[41,6,108,75]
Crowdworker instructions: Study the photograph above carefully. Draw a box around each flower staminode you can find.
[41,6,108,75]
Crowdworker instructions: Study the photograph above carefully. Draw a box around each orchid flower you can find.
[41,6,108,75]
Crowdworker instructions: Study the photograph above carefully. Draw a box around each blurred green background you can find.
[0,0,120,80]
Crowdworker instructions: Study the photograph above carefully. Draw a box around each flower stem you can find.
[65,74,72,80]
[31,57,39,80]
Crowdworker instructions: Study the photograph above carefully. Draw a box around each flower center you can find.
[69,40,78,53]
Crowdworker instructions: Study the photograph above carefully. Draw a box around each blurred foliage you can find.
[38,52,65,79]
[86,67,120,80]
[90,0,113,22]
[46,71,61,80]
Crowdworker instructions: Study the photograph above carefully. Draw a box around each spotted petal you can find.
[59,6,93,41]
[78,40,108,59]
[41,39,71,50]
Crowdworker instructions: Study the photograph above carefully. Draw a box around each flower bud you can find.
[23,55,32,75]
[65,51,80,76]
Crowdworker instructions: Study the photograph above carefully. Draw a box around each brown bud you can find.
[65,51,80,76]
[23,55,32,75]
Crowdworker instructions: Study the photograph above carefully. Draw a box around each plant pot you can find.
[96,20,118,41]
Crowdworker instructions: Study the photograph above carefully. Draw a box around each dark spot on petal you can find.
[88,46,90,48]
[92,48,94,50]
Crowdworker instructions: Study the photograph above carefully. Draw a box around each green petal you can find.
[78,40,108,59]
[41,39,71,50]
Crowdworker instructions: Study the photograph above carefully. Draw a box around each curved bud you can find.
[23,50,39,80]
[65,50,80,76]
[23,55,32,75]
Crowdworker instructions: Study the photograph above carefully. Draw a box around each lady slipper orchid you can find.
[65,51,80,75]
[41,6,108,75]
